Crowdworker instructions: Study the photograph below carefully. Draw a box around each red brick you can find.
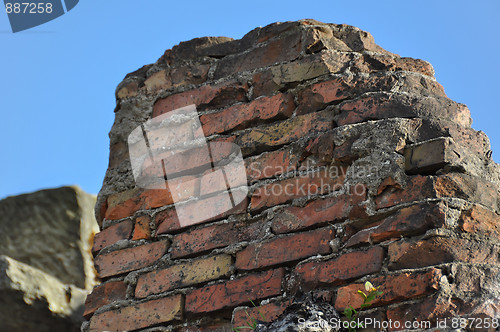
[136,254,232,298]
[84,280,127,319]
[335,92,471,128]
[132,215,152,240]
[155,194,248,234]
[232,299,292,329]
[352,52,436,77]
[434,173,499,211]
[214,31,302,79]
[375,174,498,211]
[235,228,333,270]
[297,73,446,115]
[94,241,168,278]
[251,167,346,211]
[403,137,460,174]
[271,188,366,234]
[170,219,266,258]
[105,188,174,221]
[459,204,500,240]
[296,78,353,114]
[251,51,351,97]
[92,220,133,254]
[295,246,384,289]
[388,237,500,270]
[375,175,430,209]
[185,268,284,314]
[139,139,235,180]
[200,93,295,136]
[388,294,500,331]
[236,110,334,155]
[346,202,446,247]
[385,295,452,331]
[334,268,442,310]
[153,81,248,117]
[245,147,299,183]
[303,131,336,164]
[89,294,183,332]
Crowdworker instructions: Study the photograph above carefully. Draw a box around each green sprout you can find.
[342,281,383,332]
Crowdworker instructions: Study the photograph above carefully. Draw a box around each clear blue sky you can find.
[1,0,499,199]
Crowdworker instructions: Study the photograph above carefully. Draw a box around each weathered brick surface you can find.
[170,219,266,258]
[296,74,445,115]
[94,241,168,278]
[270,188,366,234]
[132,215,152,240]
[352,52,435,76]
[433,174,499,211]
[334,268,441,310]
[295,246,384,289]
[346,202,446,247]
[155,195,248,234]
[403,137,459,174]
[235,228,333,270]
[89,294,183,332]
[388,237,500,270]
[251,167,346,210]
[92,219,133,253]
[232,300,292,329]
[304,131,336,164]
[105,187,174,221]
[138,140,236,180]
[245,147,299,183]
[213,31,302,79]
[84,280,127,319]
[185,269,284,314]
[336,92,471,127]
[153,81,248,117]
[252,51,349,97]
[375,173,498,211]
[385,295,458,331]
[200,93,295,136]
[136,254,232,298]
[459,204,500,240]
[236,110,335,155]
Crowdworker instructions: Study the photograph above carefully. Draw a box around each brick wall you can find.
[83,20,500,331]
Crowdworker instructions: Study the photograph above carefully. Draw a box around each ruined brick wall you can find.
[84,20,500,331]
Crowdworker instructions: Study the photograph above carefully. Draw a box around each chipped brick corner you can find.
[84,19,500,332]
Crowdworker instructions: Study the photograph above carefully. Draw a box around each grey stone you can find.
[0,255,88,332]
[0,186,99,290]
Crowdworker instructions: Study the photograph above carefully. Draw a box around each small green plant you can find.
[342,281,383,332]
[232,300,266,331]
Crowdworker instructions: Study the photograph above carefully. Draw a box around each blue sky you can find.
[1,0,499,199]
